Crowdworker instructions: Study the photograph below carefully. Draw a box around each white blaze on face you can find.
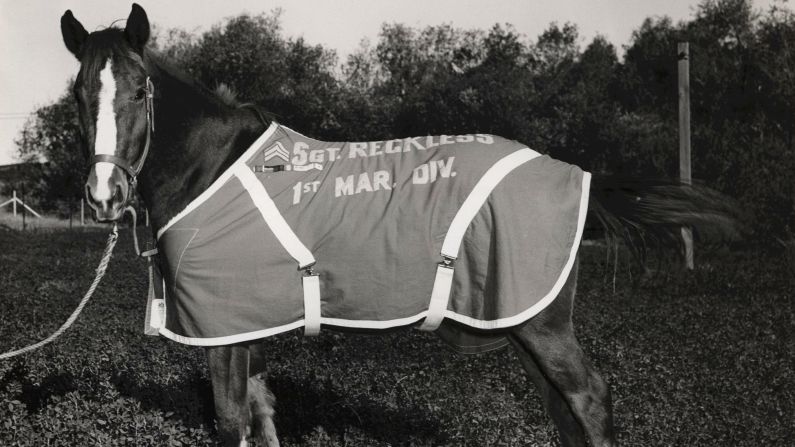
[92,59,118,201]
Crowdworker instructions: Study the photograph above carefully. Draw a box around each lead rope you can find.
[0,224,120,360]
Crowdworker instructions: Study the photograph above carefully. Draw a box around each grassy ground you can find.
[0,227,792,446]
[0,207,108,232]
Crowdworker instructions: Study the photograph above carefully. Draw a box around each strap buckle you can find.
[301,262,317,277]
[439,255,455,269]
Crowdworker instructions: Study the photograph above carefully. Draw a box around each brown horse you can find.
[60,4,741,446]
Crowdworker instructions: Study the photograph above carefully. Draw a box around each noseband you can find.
[91,76,155,197]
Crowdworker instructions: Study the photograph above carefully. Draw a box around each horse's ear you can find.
[125,3,150,54]
[61,10,88,59]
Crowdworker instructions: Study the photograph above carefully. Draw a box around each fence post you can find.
[81,198,85,226]
[678,42,694,270]
[12,190,17,217]
[21,189,26,231]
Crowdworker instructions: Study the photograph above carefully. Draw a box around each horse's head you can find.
[61,4,153,221]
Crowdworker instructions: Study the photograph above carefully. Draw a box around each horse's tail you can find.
[588,175,748,264]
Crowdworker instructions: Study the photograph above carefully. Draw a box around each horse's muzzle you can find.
[85,180,126,222]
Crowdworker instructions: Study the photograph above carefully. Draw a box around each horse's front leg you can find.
[207,344,280,447]
[207,345,251,446]
[249,344,279,446]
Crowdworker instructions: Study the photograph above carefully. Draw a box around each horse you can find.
[60,4,741,446]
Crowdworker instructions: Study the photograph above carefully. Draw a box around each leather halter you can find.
[91,76,155,196]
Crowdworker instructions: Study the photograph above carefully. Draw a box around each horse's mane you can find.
[82,26,271,120]
[143,50,240,109]
[213,83,240,107]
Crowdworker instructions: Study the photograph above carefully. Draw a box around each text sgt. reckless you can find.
[290,134,494,205]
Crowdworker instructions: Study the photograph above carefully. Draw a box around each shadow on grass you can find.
[269,374,446,445]
[107,368,446,444]
[109,370,216,430]
[0,361,77,413]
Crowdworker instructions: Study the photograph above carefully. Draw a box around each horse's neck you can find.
[137,57,267,232]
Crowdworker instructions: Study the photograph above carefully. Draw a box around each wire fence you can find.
[0,191,148,231]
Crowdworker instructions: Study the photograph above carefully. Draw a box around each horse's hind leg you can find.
[509,336,587,446]
[510,261,617,447]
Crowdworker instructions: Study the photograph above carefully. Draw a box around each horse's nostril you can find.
[85,183,96,204]
[114,184,124,202]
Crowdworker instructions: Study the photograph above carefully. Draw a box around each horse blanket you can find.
[152,122,590,347]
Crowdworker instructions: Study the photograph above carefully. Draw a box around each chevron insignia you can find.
[263,142,290,163]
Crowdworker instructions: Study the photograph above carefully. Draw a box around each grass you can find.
[0,206,109,232]
[0,227,792,446]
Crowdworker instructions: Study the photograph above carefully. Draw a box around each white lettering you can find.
[373,170,391,191]
[309,149,325,163]
[335,175,355,197]
[384,140,402,154]
[355,173,373,194]
[292,182,302,205]
[292,142,309,165]
[437,157,455,178]
[404,137,424,152]
[335,172,392,197]
[326,147,341,161]
[476,134,494,144]
[412,164,429,184]
[412,157,456,185]
[349,142,368,158]
[369,141,383,156]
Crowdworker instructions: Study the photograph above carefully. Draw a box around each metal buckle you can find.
[301,262,317,277]
[439,255,455,269]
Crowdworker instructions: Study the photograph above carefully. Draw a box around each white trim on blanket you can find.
[440,148,541,258]
[233,164,316,268]
[420,148,540,331]
[154,168,592,347]
[444,171,591,330]
[156,122,280,240]
[159,320,305,346]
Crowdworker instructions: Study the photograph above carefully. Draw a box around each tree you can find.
[13,89,85,215]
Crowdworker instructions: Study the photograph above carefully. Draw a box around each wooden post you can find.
[21,189,26,231]
[81,198,85,226]
[678,42,694,270]
[145,208,149,227]
[12,190,17,217]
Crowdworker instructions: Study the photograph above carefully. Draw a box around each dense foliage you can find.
[15,0,795,241]
[0,228,791,445]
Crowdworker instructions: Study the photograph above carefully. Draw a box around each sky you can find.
[0,0,785,165]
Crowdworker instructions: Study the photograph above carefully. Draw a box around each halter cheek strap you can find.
[91,76,155,196]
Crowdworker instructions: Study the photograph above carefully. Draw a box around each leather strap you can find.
[91,76,155,185]
[92,154,138,178]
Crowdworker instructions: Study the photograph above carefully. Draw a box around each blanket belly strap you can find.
[419,148,541,331]
[302,274,321,336]
[233,163,321,336]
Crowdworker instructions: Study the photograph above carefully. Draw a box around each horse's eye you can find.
[133,88,146,101]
